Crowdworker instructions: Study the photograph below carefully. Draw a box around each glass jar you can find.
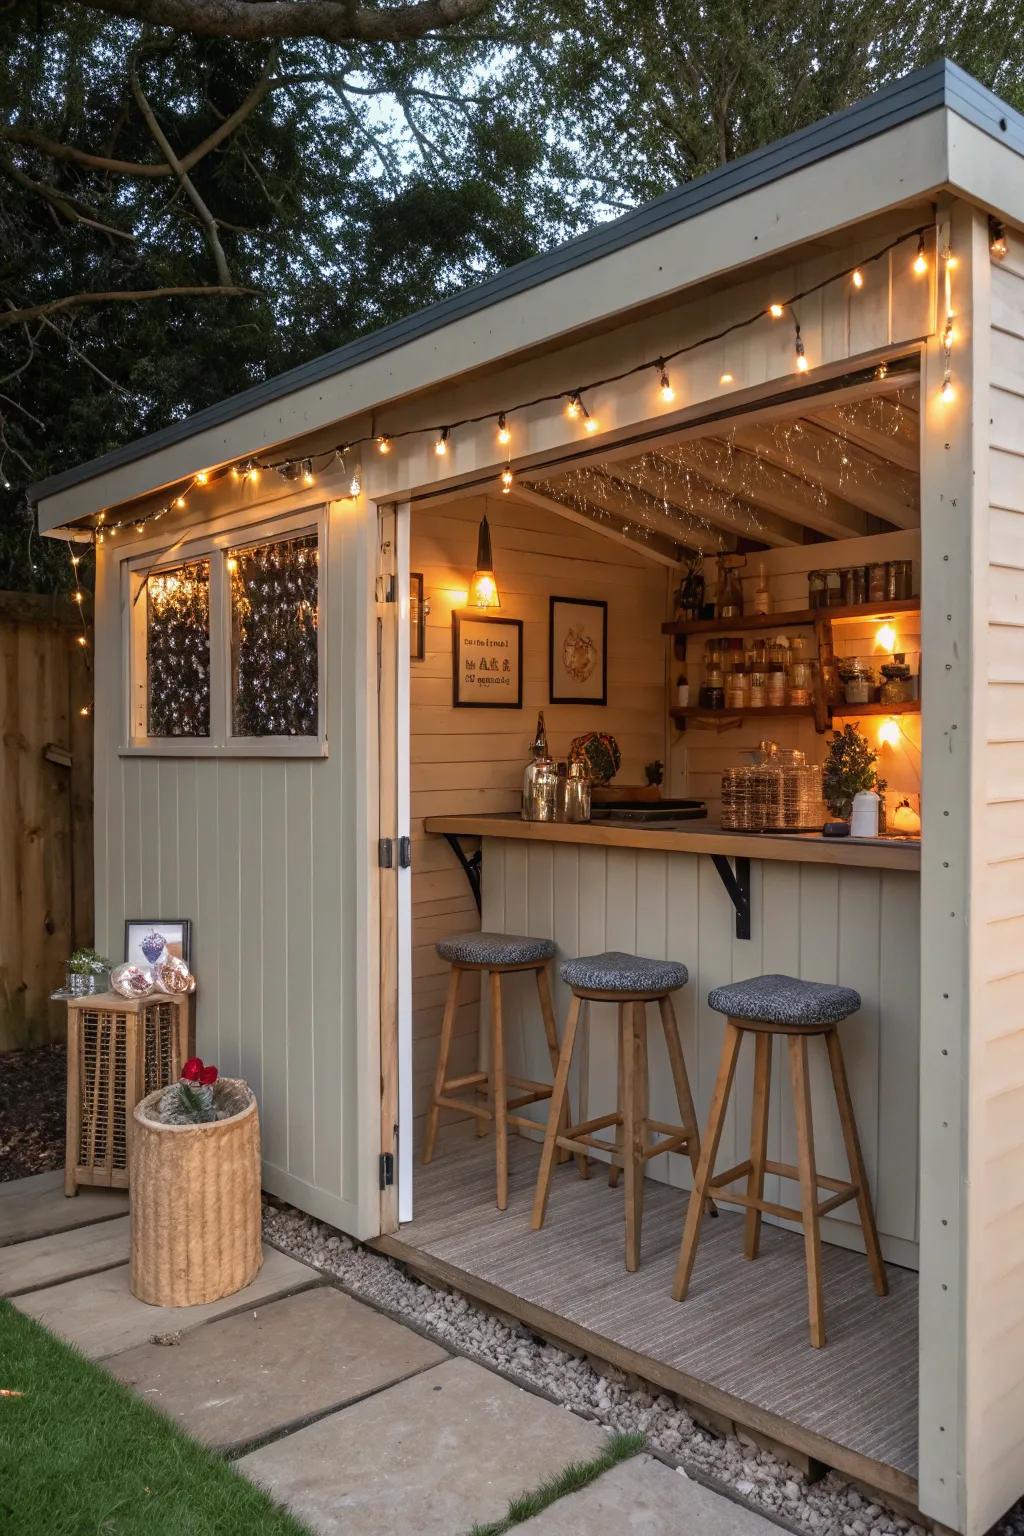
[767,665,787,707]
[726,663,749,710]
[807,570,826,610]
[699,665,725,710]
[888,559,913,600]
[748,667,768,708]
[867,562,888,603]
[842,565,867,607]
[822,569,843,607]
[842,659,873,705]
[788,659,813,706]
[522,757,558,821]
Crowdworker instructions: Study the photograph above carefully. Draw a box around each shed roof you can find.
[32,58,1024,526]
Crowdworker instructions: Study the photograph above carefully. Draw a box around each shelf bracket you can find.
[443,833,483,915]
[711,854,752,940]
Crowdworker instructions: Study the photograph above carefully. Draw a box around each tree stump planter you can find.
[129,1080,262,1307]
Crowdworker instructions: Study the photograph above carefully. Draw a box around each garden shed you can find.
[31,59,1024,1536]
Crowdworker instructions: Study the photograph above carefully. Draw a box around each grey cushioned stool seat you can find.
[707,973,860,1027]
[560,951,688,995]
[436,932,556,968]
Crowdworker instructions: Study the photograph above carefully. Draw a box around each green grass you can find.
[0,1300,313,1536]
[468,1428,647,1536]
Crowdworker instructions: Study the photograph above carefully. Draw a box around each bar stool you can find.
[673,973,888,1347]
[422,932,569,1211]
[532,951,703,1272]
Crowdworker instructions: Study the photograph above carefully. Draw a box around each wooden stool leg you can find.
[609,1005,625,1189]
[535,967,579,1170]
[744,1032,773,1260]
[531,995,583,1230]
[658,994,713,1213]
[623,1000,648,1271]
[422,965,462,1165]
[787,1033,826,1348]
[825,1027,889,1298]
[491,970,508,1211]
[673,1022,742,1302]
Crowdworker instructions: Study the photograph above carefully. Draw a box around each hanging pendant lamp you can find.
[468,513,500,609]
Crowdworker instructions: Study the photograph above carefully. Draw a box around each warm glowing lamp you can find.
[876,622,897,652]
[468,514,500,609]
[877,717,901,748]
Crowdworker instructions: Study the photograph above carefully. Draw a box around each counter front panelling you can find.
[481,837,920,1269]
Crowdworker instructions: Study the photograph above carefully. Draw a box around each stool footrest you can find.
[644,1134,690,1160]
[709,1159,753,1189]
[506,1089,553,1111]
[442,1071,488,1092]
[566,1111,620,1138]
[557,1130,618,1156]
[506,1074,554,1096]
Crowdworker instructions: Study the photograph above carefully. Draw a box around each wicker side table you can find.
[64,991,189,1196]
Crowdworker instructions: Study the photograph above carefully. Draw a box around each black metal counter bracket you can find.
[444,833,482,915]
[711,854,751,940]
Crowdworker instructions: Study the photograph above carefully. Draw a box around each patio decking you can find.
[379,1135,919,1501]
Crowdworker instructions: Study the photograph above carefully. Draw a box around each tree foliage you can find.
[3,0,1023,591]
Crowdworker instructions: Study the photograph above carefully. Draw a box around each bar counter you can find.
[425,810,921,1269]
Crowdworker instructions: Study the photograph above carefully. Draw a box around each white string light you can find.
[497,412,511,445]
[658,365,675,403]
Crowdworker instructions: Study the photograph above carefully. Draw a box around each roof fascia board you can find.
[36,108,951,534]
[946,115,1024,231]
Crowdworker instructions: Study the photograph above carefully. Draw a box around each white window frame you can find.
[121,502,328,758]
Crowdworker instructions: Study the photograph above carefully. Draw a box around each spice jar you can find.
[842,565,867,607]
[699,660,725,710]
[807,570,826,610]
[726,662,750,710]
[867,562,888,603]
[749,667,768,708]
[822,569,843,607]
[767,665,786,706]
[888,559,913,600]
[841,658,873,705]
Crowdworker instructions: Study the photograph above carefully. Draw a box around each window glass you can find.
[146,560,211,737]
[230,532,319,737]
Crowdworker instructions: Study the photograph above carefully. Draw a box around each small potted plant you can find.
[65,946,111,997]
[130,1057,262,1307]
[822,723,887,823]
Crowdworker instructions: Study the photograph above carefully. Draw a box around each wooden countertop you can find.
[424,813,921,872]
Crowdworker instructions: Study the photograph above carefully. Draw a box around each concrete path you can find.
[1,1172,785,1536]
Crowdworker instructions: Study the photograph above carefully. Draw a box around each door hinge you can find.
[378,837,393,869]
[379,1151,395,1189]
[397,835,412,869]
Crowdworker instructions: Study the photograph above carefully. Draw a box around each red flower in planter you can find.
[181,1057,218,1085]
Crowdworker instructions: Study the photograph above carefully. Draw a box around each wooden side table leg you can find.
[788,1032,826,1347]
[531,995,582,1230]
[422,965,461,1165]
[64,1006,81,1197]
[672,1021,742,1301]
[744,1032,773,1260]
[825,1027,889,1297]
[491,970,509,1210]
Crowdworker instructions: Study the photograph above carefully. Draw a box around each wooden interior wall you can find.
[0,592,93,1050]
[965,225,1024,1525]
[668,529,922,819]
[409,492,669,1144]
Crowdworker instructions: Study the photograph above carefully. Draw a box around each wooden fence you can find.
[0,591,93,1050]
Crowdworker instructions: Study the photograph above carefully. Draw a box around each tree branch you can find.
[129,59,233,283]
[74,0,491,43]
[0,285,255,330]
[0,152,136,241]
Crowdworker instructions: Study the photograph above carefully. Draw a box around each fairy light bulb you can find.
[941,374,955,404]
[878,718,901,748]
[500,466,514,493]
[565,392,582,419]
[794,324,808,373]
[377,435,391,454]
[230,465,241,479]
[196,470,209,486]
[79,705,90,718]
[72,590,83,602]
[720,371,734,385]
[350,475,361,496]
[76,635,87,647]
[658,366,674,403]
[497,413,511,445]
[991,219,1008,260]
[135,521,145,533]
[913,234,927,276]
[174,495,187,509]
[584,415,599,433]
[71,555,80,567]
[769,303,784,318]
[302,459,314,487]
[435,427,449,457]
[852,268,864,289]
[226,556,238,573]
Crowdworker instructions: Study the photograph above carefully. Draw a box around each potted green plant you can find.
[65,946,111,997]
[822,724,887,823]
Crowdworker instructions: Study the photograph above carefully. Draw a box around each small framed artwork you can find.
[410,573,426,661]
[125,919,192,969]
[549,596,607,705]
[452,613,523,708]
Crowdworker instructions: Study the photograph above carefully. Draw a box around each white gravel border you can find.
[264,1201,947,1536]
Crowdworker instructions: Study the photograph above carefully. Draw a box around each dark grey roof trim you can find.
[30,58,1021,506]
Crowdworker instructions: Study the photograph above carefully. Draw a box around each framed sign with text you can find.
[452,613,523,709]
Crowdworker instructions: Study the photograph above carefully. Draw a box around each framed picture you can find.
[549,596,607,705]
[125,919,191,969]
[410,573,426,661]
[452,613,523,708]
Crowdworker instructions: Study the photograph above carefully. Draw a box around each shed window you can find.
[145,559,211,738]
[230,533,319,737]
[125,508,325,756]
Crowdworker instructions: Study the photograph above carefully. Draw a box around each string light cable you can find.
[73,221,936,547]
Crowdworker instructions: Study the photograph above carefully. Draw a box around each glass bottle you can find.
[716,555,745,619]
[726,662,749,710]
[522,711,556,820]
[767,665,787,706]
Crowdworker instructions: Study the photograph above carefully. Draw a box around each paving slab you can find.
[13,1246,318,1358]
[0,1170,128,1246]
[237,1355,605,1536]
[0,1214,130,1297]
[516,1454,783,1535]
[107,1285,447,1450]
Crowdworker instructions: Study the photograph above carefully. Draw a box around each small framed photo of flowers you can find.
[549,596,607,705]
[124,919,191,970]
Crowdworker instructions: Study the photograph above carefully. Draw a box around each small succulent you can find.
[67,947,111,976]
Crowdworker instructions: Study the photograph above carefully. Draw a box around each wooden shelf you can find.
[671,705,816,724]
[831,699,920,716]
[661,599,919,637]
